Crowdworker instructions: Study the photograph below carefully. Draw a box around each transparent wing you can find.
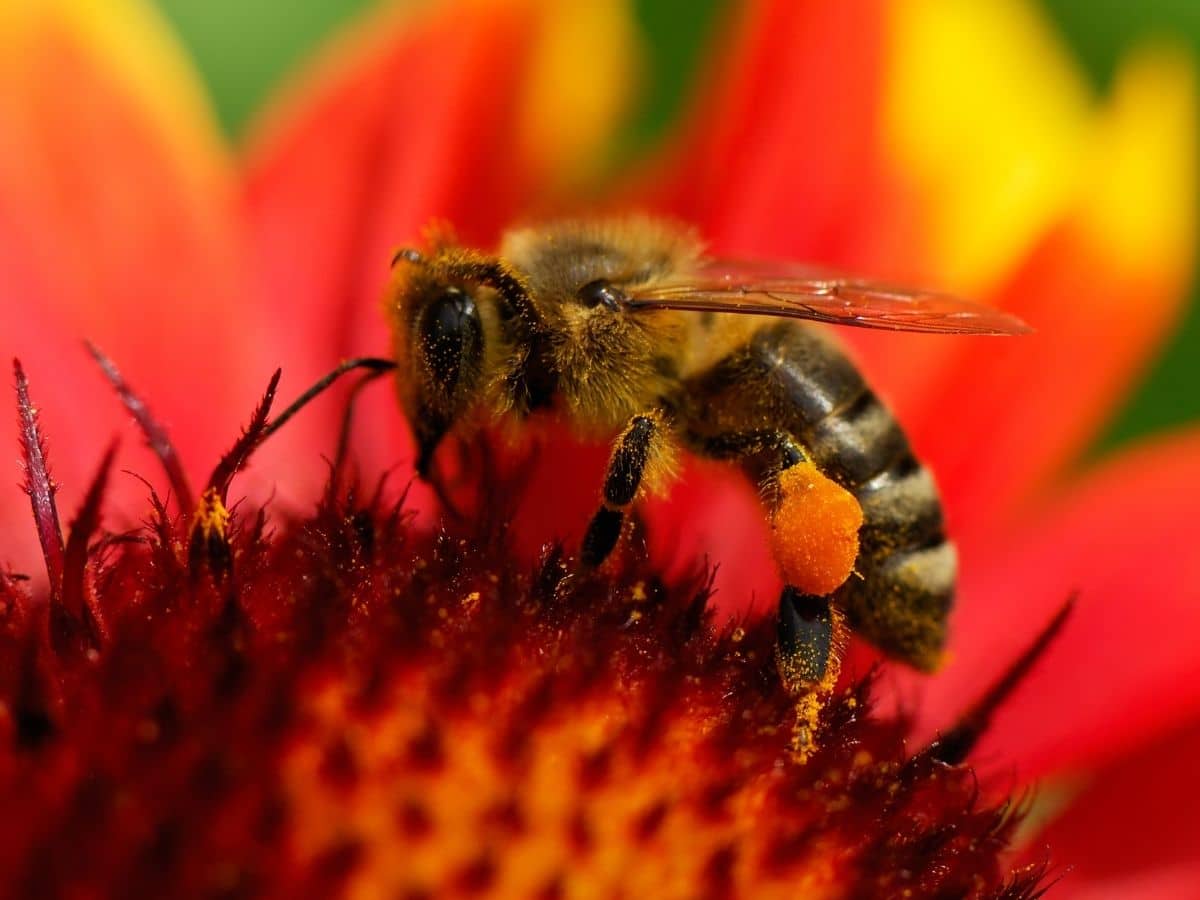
[625,259,1031,335]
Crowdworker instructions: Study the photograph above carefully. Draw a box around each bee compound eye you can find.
[418,288,482,392]
[579,280,625,311]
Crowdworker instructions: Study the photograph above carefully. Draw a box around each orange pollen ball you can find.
[770,461,864,596]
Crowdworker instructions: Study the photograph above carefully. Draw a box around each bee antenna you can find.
[261,357,397,442]
[391,247,424,267]
[200,357,396,509]
[327,362,398,496]
[449,255,545,333]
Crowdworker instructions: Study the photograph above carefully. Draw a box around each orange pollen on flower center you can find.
[283,675,845,900]
[190,487,228,543]
[285,681,840,900]
[770,462,864,596]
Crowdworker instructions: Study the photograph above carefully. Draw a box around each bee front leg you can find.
[581,411,675,568]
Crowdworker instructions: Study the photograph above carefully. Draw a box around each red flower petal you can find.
[1037,719,1200,898]
[1061,868,1200,900]
[906,430,1200,777]
[654,2,1193,546]
[646,462,781,617]
[644,219,1192,620]
[0,2,259,572]
[241,2,545,503]
[658,0,889,265]
[900,223,1191,539]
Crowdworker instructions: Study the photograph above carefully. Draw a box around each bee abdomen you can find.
[805,389,910,487]
[747,325,932,493]
[744,323,955,668]
[854,454,946,551]
[838,453,954,669]
[748,322,868,426]
[747,323,922,489]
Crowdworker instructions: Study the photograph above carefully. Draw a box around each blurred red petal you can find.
[241,0,548,507]
[505,444,780,620]
[657,0,890,265]
[1037,720,1200,899]
[905,430,1200,777]
[635,221,1188,626]
[900,224,1190,539]
[0,3,260,572]
[646,461,782,618]
[651,3,1193,550]
[1062,868,1200,900]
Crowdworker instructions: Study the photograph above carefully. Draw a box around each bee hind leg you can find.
[777,587,847,761]
[581,410,676,568]
[690,428,862,761]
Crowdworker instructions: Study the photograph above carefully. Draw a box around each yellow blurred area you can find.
[1078,47,1196,284]
[0,0,231,192]
[516,0,642,189]
[885,0,1195,294]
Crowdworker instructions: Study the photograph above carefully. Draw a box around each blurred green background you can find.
[155,0,1199,453]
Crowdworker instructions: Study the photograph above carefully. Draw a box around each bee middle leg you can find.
[693,428,855,760]
[581,411,676,568]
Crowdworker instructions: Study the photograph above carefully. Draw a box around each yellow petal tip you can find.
[0,0,230,195]
[885,0,1092,293]
[1077,44,1197,282]
[516,0,642,189]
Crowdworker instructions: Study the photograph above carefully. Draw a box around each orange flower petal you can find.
[0,0,257,572]
[907,430,1200,777]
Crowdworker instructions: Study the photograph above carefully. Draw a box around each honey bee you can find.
[384,217,1028,758]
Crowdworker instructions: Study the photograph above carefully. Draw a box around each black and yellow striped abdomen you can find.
[679,321,953,670]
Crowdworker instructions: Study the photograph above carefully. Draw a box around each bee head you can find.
[387,248,488,478]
